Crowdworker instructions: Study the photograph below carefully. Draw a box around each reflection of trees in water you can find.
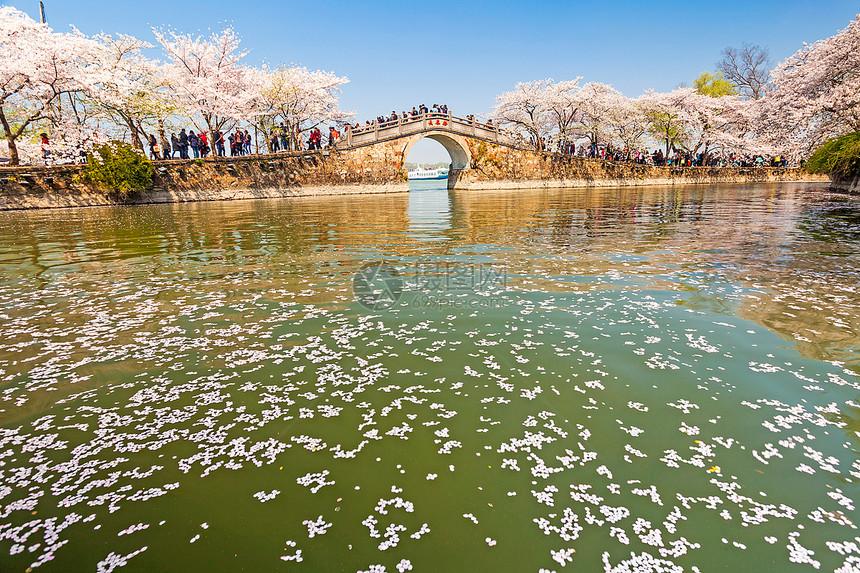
[449,185,785,275]
[733,195,860,366]
[450,184,858,367]
[825,408,860,450]
[0,196,416,423]
[450,186,720,247]
[735,265,860,367]
[0,183,857,414]
[0,194,411,276]
[796,201,860,245]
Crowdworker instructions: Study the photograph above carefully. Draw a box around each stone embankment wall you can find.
[0,147,407,210]
[460,140,829,189]
[0,140,830,210]
[829,175,860,194]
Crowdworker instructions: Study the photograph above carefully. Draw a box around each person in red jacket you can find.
[40,132,50,163]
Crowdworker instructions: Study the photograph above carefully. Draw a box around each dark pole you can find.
[39,1,46,23]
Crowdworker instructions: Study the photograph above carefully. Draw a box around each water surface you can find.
[0,182,858,572]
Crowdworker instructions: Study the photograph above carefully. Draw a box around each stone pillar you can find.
[447,169,466,190]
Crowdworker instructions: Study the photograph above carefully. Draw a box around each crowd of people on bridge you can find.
[346,103,451,133]
[146,128,258,160]
[647,149,788,167]
[548,140,791,168]
[142,125,346,160]
[266,124,340,152]
[138,104,505,161]
[135,109,791,168]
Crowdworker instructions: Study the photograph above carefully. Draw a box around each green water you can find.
[0,182,858,572]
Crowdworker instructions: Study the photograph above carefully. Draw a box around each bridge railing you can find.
[343,113,512,147]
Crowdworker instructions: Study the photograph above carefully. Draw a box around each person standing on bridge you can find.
[178,128,189,159]
[278,123,288,151]
[161,133,171,160]
[147,134,159,160]
[40,132,50,163]
[311,128,322,150]
[189,130,200,158]
[234,130,242,156]
[199,131,209,157]
[214,131,225,157]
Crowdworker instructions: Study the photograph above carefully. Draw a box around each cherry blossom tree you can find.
[688,93,751,157]
[0,7,99,165]
[83,33,175,151]
[253,65,351,151]
[606,96,649,151]
[641,88,756,159]
[491,79,556,150]
[641,89,695,158]
[763,14,860,156]
[575,82,624,147]
[541,78,583,148]
[153,26,257,136]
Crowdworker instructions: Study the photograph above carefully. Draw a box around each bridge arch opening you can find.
[402,133,470,172]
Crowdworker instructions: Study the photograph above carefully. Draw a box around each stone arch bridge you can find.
[0,113,820,210]
[334,114,811,191]
[341,113,518,189]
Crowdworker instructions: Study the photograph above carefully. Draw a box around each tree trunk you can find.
[155,118,168,159]
[258,121,272,153]
[0,106,20,166]
[129,122,145,151]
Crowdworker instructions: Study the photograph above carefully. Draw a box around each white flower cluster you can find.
[252,489,280,503]
[551,547,575,567]
[302,515,331,538]
[96,546,148,573]
[279,540,302,562]
[117,522,149,536]
[296,470,335,494]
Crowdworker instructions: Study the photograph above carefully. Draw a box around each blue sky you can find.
[21,0,860,161]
